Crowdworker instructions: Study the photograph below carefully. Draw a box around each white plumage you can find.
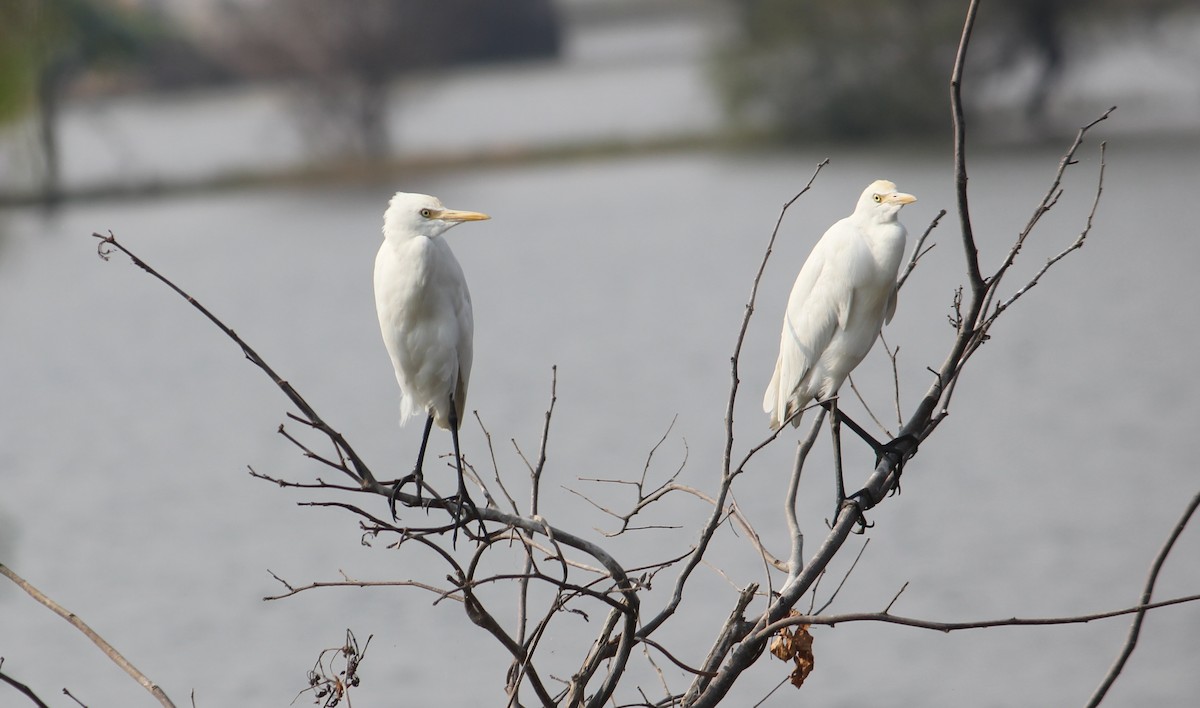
[764,180,916,430]
[374,192,489,525]
[375,192,489,431]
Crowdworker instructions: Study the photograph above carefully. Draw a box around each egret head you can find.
[383,192,490,242]
[855,180,916,222]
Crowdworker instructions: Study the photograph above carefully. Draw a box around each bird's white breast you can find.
[374,235,474,428]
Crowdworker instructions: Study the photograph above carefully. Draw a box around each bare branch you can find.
[682,584,758,704]
[986,140,1108,326]
[0,660,50,708]
[883,582,910,615]
[94,231,382,492]
[846,373,892,439]
[531,366,558,516]
[727,494,788,573]
[1086,488,1200,708]
[639,643,674,706]
[0,563,177,708]
[262,573,458,602]
[454,572,558,708]
[784,411,825,590]
[978,110,1114,326]
[878,332,904,426]
[474,411,520,515]
[645,162,828,646]
[639,415,680,489]
[950,0,985,295]
[293,630,372,708]
[724,160,831,481]
[896,209,945,291]
[758,592,1200,637]
[813,538,870,615]
[730,399,824,476]
[638,636,717,678]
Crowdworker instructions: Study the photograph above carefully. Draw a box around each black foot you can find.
[873,433,919,495]
[844,491,875,534]
[447,488,485,548]
[388,470,424,521]
[825,493,874,533]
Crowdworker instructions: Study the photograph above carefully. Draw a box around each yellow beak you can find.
[888,193,917,205]
[438,208,491,222]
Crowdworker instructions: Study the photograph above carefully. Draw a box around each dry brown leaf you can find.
[769,610,815,689]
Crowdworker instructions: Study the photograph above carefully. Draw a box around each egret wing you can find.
[883,285,898,325]
[452,275,473,430]
[764,225,855,428]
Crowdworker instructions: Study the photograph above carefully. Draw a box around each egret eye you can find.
[872,194,882,203]
[419,208,434,218]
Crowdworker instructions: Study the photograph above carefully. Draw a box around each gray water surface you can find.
[2,136,1198,706]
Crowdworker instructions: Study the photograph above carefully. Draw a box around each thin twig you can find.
[878,331,904,427]
[0,662,50,708]
[474,411,519,514]
[758,592,1200,637]
[896,209,944,291]
[813,538,870,615]
[262,575,459,602]
[0,564,177,708]
[846,373,891,439]
[883,581,910,614]
[531,366,558,516]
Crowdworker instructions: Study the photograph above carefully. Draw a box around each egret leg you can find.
[827,401,872,533]
[827,398,848,514]
[390,414,435,520]
[818,400,918,512]
[447,393,483,547]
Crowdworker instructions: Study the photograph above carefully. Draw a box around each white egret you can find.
[374,191,489,530]
[763,180,915,505]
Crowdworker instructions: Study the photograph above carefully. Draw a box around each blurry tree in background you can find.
[715,0,1193,140]
[212,0,561,158]
[715,0,963,139]
[0,0,220,202]
[0,0,561,195]
[0,0,139,202]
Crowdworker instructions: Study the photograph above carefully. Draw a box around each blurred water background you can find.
[1,1,1199,706]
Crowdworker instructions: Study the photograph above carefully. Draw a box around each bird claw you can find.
[388,470,424,521]
[873,433,917,496]
[873,433,917,469]
[447,488,486,548]
[842,491,875,534]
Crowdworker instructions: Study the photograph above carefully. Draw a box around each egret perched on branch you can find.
[374,192,489,532]
[764,180,915,506]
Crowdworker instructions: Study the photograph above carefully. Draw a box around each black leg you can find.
[819,399,881,451]
[818,400,918,514]
[826,400,868,532]
[390,413,435,520]
[446,393,482,547]
[829,398,847,515]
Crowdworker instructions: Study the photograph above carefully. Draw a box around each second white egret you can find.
[764,180,915,504]
[374,191,490,531]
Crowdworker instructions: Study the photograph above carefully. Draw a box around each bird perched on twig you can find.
[374,191,490,537]
[764,180,915,507]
